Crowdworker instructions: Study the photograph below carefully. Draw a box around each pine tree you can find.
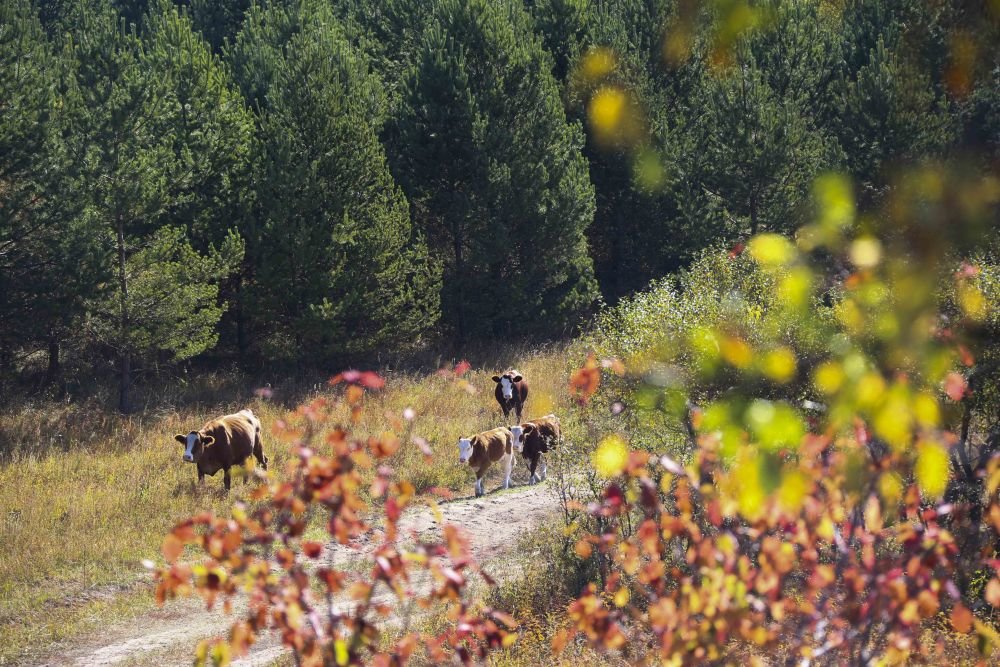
[699,47,838,237]
[64,0,249,409]
[392,0,598,340]
[835,36,955,197]
[228,1,440,360]
[0,0,105,384]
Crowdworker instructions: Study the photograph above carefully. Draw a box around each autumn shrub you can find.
[154,372,521,665]
[554,165,1000,664]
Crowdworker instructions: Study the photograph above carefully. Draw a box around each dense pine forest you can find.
[2,0,998,410]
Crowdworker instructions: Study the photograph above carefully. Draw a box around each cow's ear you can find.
[202,435,215,447]
[175,434,187,445]
[522,424,534,434]
[491,375,501,383]
[513,375,523,382]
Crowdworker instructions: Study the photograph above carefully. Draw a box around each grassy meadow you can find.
[0,345,578,663]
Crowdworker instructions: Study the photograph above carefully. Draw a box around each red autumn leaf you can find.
[956,262,980,278]
[386,497,401,522]
[951,603,974,633]
[302,541,323,559]
[454,360,471,376]
[329,369,385,389]
[728,241,746,258]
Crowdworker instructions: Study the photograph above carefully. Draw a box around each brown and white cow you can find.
[457,426,514,497]
[492,369,528,423]
[509,414,560,484]
[174,409,268,491]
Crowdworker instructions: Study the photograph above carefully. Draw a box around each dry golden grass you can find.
[0,345,575,663]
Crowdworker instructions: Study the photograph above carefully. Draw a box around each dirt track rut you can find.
[32,481,560,667]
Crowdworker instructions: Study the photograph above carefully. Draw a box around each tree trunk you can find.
[452,226,466,345]
[117,219,131,413]
[45,337,60,387]
[235,273,248,362]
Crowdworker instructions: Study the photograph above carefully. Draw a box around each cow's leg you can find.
[223,467,232,491]
[502,453,512,490]
[539,457,548,481]
[253,432,268,470]
[528,455,539,484]
[198,470,205,485]
[475,473,484,497]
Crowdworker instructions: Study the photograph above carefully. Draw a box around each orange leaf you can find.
[952,603,974,633]
[162,534,183,563]
[944,372,968,402]
[570,354,601,404]
[986,579,1000,607]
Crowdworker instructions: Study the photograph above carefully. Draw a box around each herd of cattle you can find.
[174,368,559,497]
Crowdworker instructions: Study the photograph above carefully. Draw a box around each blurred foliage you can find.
[557,0,1000,662]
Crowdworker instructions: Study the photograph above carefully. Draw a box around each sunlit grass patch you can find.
[0,345,577,661]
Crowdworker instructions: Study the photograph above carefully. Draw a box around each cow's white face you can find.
[184,432,200,462]
[500,377,513,400]
[176,431,213,463]
[180,432,199,463]
[510,426,524,452]
[458,438,473,463]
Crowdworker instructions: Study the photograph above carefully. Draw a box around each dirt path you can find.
[33,481,561,667]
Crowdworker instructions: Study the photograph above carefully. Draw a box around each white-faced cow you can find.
[510,414,560,484]
[174,409,268,491]
[492,369,528,423]
[457,426,514,497]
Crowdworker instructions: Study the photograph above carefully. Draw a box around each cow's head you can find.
[492,371,523,400]
[510,425,524,453]
[458,437,473,463]
[174,431,215,463]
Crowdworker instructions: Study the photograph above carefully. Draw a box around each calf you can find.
[492,369,528,423]
[174,409,268,491]
[510,414,560,484]
[457,426,514,497]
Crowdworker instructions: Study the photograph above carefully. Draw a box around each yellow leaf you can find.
[579,47,616,81]
[748,233,796,268]
[777,471,809,512]
[813,361,845,395]
[334,639,349,666]
[210,641,231,667]
[592,435,629,478]
[915,441,950,500]
[958,284,987,321]
[589,87,626,135]
[777,267,813,309]
[878,472,903,506]
[614,587,630,607]
[912,392,940,428]
[721,336,753,369]
[814,172,855,233]
[856,372,886,407]
[849,236,882,268]
[760,347,797,383]
[873,398,912,451]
